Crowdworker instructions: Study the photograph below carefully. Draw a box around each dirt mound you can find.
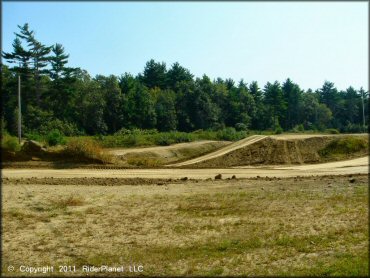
[21,140,47,154]
[1,140,47,162]
[169,135,266,167]
[110,140,230,167]
[183,134,368,168]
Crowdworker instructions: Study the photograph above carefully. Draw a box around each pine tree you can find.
[16,23,52,104]
[282,78,302,130]
[263,81,286,130]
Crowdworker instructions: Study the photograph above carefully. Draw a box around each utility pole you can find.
[18,72,22,144]
[361,88,365,133]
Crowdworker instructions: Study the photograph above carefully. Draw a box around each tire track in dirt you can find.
[168,135,267,167]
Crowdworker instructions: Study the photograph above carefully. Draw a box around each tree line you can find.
[1,23,369,137]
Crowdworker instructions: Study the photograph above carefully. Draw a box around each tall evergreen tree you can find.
[342,86,359,125]
[282,78,302,129]
[190,75,220,130]
[249,81,266,130]
[175,80,196,131]
[263,81,286,129]
[15,23,52,105]
[2,37,34,107]
[126,80,157,129]
[166,62,193,91]
[48,43,78,119]
[140,59,167,89]
[318,81,341,125]
[95,75,123,133]
[154,89,177,131]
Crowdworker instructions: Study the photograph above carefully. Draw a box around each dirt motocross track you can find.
[169,134,368,168]
[2,134,369,180]
[169,135,267,167]
[2,134,368,180]
[1,156,368,180]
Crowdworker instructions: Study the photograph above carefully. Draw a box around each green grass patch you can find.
[1,133,21,152]
[279,250,369,277]
[319,136,368,158]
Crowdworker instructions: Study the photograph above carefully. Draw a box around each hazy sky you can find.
[2,1,368,91]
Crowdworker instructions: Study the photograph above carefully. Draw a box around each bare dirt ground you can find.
[107,140,230,156]
[2,156,368,180]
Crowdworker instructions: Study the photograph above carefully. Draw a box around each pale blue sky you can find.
[2,1,368,91]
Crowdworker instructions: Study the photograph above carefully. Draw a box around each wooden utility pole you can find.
[18,73,21,144]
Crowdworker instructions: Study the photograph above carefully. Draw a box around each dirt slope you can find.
[107,140,231,166]
[174,134,368,168]
[169,135,267,167]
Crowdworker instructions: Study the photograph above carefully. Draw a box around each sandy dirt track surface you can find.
[169,135,267,166]
[269,133,366,140]
[2,156,368,180]
[107,140,230,156]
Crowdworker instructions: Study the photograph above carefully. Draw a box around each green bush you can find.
[40,119,82,136]
[25,132,44,143]
[167,132,192,143]
[326,128,340,134]
[152,132,191,146]
[275,126,283,134]
[194,130,217,140]
[319,137,368,157]
[131,128,158,135]
[211,122,226,131]
[235,123,248,131]
[122,134,139,147]
[292,124,305,133]
[1,117,8,136]
[216,127,247,141]
[154,134,175,146]
[1,134,20,152]
[46,129,66,146]
[341,123,366,133]
[114,128,132,136]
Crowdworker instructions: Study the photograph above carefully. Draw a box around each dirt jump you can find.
[107,140,231,166]
[168,134,368,168]
[168,135,267,167]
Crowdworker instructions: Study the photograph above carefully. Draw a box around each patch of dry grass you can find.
[49,195,85,208]
[2,175,368,276]
[62,138,113,164]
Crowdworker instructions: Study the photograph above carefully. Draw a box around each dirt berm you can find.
[182,134,368,168]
